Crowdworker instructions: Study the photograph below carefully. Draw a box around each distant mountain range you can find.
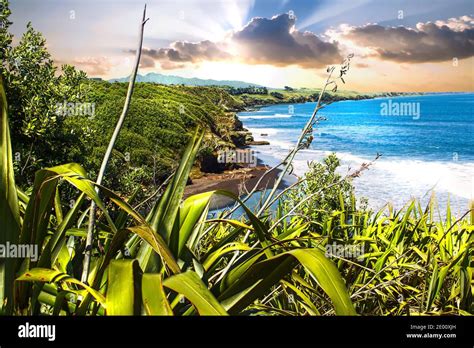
[108,72,263,88]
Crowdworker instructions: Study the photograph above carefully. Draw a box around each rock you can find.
[200,152,227,173]
[231,130,254,147]
[247,140,270,145]
[233,114,244,131]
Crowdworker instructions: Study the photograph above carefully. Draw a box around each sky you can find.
[9,0,474,92]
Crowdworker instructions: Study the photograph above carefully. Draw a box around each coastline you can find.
[184,164,288,209]
[183,89,393,206]
[182,90,443,211]
[234,93,474,216]
[228,90,423,148]
[231,90,420,111]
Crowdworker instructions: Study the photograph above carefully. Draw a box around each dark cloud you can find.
[343,16,474,63]
[232,14,342,67]
[139,54,155,68]
[132,14,342,70]
[135,41,231,69]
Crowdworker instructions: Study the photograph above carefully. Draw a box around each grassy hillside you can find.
[81,81,246,193]
[232,87,410,107]
[2,2,471,320]
[83,83,406,194]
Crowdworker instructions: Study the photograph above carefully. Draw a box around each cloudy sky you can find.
[10,0,474,91]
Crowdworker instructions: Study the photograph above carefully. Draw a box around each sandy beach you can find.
[184,165,286,208]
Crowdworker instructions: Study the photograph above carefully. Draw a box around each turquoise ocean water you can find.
[237,93,474,216]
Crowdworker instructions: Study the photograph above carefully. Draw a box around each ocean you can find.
[237,93,474,216]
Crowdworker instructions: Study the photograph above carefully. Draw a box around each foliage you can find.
[0,94,356,315]
[0,0,13,64]
[0,3,91,187]
[81,82,245,198]
[0,2,471,317]
[226,86,268,95]
[286,153,366,232]
[270,91,284,100]
[0,2,245,196]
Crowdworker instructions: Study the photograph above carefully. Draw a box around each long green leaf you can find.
[138,128,203,272]
[173,191,213,257]
[142,274,173,315]
[127,225,180,274]
[0,77,20,314]
[219,249,356,315]
[150,128,204,242]
[288,249,356,315]
[16,268,106,307]
[163,271,228,315]
[106,259,142,315]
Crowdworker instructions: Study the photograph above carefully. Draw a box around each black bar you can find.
[0,316,471,346]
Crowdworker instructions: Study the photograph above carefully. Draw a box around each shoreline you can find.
[232,90,421,113]
[232,91,424,148]
[234,93,473,216]
[184,164,288,209]
[182,92,433,210]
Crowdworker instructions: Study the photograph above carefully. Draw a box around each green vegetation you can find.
[0,12,92,188]
[225,86,268,95]
[285,156,473,315]
[0,1,471,317]
[81,82,244,193]
[234,86,409,107]
[1,78,472,315]
[0,0,246,195]
[286,153,365,232]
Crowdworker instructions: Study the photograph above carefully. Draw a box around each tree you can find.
[0,1,91,186]
[0,0,13,65]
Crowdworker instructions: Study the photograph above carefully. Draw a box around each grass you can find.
[233,87,407,107]
[0,58,472,316]
[1,0,471,318]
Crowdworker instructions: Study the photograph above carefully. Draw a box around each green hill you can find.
[80,81,247,194]
[109,72,263,88]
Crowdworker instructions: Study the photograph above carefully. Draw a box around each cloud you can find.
[61,55,141,77]
[434,15,474,31]
[232,14,342,67]
[69,56,114,75]
[134,14,342,70]
[128,14,474,70]
[139,54,156,69]
[128,41,231,70]
[333,16,474,63]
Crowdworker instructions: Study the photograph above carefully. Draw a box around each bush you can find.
[270,91,284,99]
[286,153,366,232]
